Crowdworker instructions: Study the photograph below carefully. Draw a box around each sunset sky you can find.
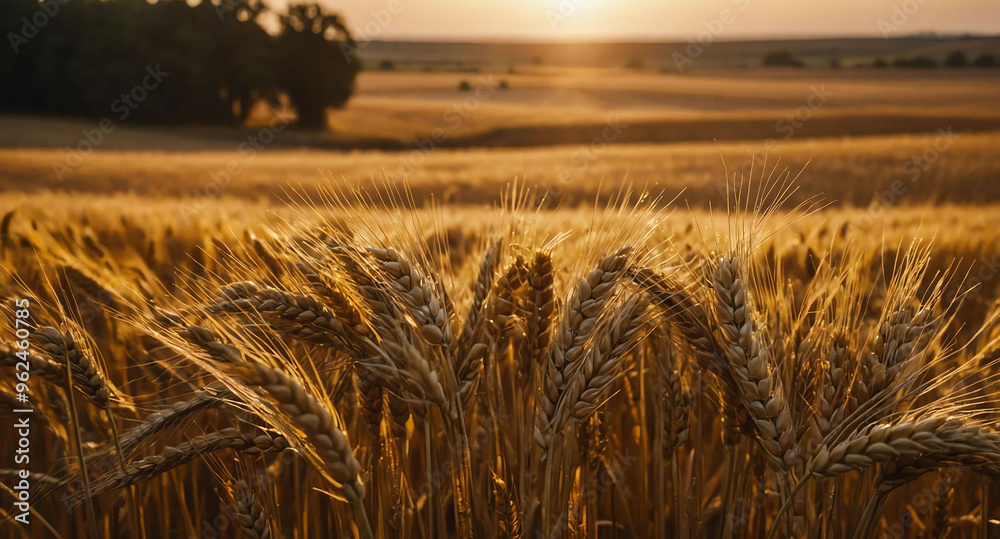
[265,0,1000,41]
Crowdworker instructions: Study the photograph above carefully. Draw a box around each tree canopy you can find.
[1,0,359,128]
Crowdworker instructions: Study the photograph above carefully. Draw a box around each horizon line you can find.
[352,32,1000,46]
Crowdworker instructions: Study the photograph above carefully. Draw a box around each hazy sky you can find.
[263,0,1000,41]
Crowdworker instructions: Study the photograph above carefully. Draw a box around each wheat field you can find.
[2,166,1000,538]
[3,57,1000,539]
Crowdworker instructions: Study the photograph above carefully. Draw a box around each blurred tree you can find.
[276,4,359,129]
[872,58,888,68]
[761,50,804,67]
[0,0,356,129]
[893,56,937,68]
[972,53,995,67]
[944,51,968,68]
[625,56,645,70]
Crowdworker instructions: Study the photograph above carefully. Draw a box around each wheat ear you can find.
[536,247,630,450]
[2,346,71,386]
[234,478,272,539]
[209,282,358,349]
[33,326,110,408]
[113,385,230,457]
[809,416,1000,478]
[491,471,523,539]
[859,307,937,403]
[296,260,372,338]
[459,239,502,349]
[520,250,556,373]
[454,248,518,404]
[652,330,690,457]
[0,209,13,254]
[69,428,288,506]
[238,362,366,503]
[367,247,452,346]
[813,334,849,442]
[712,256,796,470]
[554,296,649,427]
[61,264,116,309]
[180,325,245,364]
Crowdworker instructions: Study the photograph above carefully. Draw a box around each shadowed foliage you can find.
[0,0,357,128]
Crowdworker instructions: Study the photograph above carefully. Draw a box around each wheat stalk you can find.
[69,428,288,505]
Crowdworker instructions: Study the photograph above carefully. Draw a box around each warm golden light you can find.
[297,0,1000,41]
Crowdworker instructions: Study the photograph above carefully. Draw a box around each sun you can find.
[536,0,614,34]
[537,0,610,9]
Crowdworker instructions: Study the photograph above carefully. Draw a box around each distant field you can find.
[327,68,1000,145]
[2,68,999,152]
[1,67,997,210]
[2,131,996,208]
[359,36,1000,70]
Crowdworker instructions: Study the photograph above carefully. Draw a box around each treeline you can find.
[873,51,996,68]
[761,49,998,69]
[1,0,359,128]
